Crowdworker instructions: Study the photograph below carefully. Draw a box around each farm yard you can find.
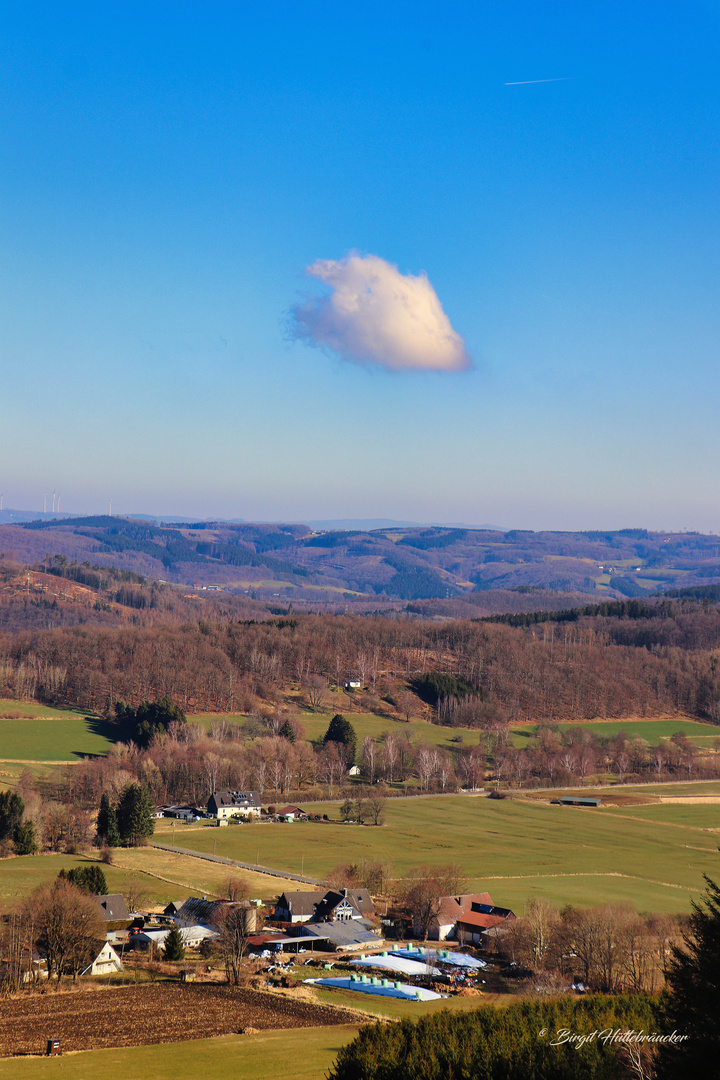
[0,983,358,1058]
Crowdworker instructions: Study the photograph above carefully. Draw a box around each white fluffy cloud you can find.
[290,253,471,372]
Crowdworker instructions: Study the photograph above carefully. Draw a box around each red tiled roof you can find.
[456,912,508,930]
[435,893,493,926]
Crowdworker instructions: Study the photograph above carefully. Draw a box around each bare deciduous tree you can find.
[218,905,254,985]
[24,879,105,983]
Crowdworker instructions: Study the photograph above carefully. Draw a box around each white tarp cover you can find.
[305,976,443,1001]
[350,953,441,977]
[390,946,486,970]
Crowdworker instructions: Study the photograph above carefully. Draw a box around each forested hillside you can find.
[3,597,720,724]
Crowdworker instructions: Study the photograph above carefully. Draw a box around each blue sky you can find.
[2,1,719,529]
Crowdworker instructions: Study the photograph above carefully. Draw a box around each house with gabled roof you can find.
[207,791,261,819]
[174,897,260,933]
[274,890,325,923]
[273,888,374,925]
[277,805,308,821]
[95,893,130,923]
[419,892,514,941]
[314,888,374,922]
[81,942,124,977]
[455,903,516,945]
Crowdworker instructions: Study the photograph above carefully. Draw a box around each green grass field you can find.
[0,1027,360,1080]
[0,699,89,719]
[0,843,321,914]
[0,700,115,762]
[511,717,720,748]
[154,790,720,914]
[304,977,497,1020]
[602,802,720,828]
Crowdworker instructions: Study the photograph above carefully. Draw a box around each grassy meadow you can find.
[0,1027,360,1080]
[512,716,720,748]
[0,845,318,914]
[0,699,115,763]
[154,789,720,915]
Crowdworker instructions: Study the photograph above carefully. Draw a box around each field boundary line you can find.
[151,842,324,885]
[481,870,702,893]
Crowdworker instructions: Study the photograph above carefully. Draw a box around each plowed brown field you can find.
[0,983,355,1057]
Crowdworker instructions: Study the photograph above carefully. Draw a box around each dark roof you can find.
[275,890,326,917]
[275,888,374,921]
[314,889,374,921]
[207,790,260,812]
[176,897,255,928]
[96,894,130,921]
[300,920,380,949]
[163,900,186,916]
[470,902,514,919]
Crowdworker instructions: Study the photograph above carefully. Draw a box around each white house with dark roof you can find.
[207,791,261,819]
[274,888,374,925]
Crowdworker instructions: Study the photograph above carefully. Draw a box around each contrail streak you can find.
[504,77,570,85]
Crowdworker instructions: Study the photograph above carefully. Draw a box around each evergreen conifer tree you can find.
[656,873,720,1078]
[116,783,154,847]
[13,819,37,855]
[96,792,121,847]
[323,714,357,766]
[163,924,185,962]
[0,790,24,842]
[63,865,108,895]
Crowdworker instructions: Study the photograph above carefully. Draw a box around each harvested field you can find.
[0,983,357,1058]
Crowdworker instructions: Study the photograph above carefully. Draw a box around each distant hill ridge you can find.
[1,516,719,608]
